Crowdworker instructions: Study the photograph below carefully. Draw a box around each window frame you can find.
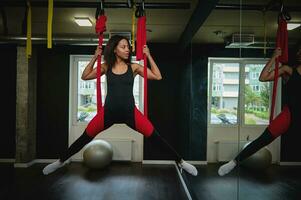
[208,58,241,128]
[208,57,271,128]
[241,59,271,127]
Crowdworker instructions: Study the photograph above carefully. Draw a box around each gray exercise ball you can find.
[83,139,113,169]
[241,142,272,170]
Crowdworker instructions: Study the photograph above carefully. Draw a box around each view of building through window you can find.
[209,60,270,125]
[244,64,269,125]
[211,62,239,125]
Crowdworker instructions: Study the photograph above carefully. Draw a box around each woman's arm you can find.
[81,46,106,80]
[259,48,292,82]
[134,45,162,80]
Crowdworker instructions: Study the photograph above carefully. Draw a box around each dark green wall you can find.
[0,45,16,158]
[36,45,95,158]
[141,43,183,160]
[179,44,209,160]
[178,48,193,159]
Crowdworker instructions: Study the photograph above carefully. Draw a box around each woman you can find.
[218,44,301,176]
[43,35,198,176]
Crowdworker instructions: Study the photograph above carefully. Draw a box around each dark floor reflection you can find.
[183,163,301,200]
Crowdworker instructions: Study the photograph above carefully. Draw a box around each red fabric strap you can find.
[136,16,148,117]
[268,105,291,138]
[277,19,288,63]
[95,15,107,113]
[270,18,288,122]
[136,16,145,60]
[95,15,107,34]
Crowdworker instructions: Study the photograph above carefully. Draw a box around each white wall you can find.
[69,124,143,162]
[207,126,280,163]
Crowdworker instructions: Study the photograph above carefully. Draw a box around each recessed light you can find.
[74,17,92,27]
[287,23,301,31]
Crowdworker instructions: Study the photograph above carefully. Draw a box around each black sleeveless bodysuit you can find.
[285,68,301,125]
[103,64,136,128]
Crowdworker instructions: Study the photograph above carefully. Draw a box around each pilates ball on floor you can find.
[241,142,272,170]
[83,139,113,169]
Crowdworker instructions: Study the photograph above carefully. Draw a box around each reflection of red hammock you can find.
[270,18,288,122]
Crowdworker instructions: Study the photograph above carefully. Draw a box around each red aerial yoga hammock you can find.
[269,17,288,122]
[136,15,148,117]
[95,14,107,113]
[95,3,147,116]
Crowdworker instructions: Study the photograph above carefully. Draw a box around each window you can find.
[251,72,260,79]
[75,56,143,123]
[209,59,270,126]
[213,84,222,91]
[244,63,269,125]
[251,85,260,92]
[213,71,221,79]
[209,62,239,125]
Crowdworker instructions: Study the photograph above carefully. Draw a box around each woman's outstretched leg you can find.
[147,129,182,162]
[132,107,198,176]
[42,130,93,175]
[148,129,198,176]
[43,108,109,175]
[218,106,291,176]
[218,128,274,176]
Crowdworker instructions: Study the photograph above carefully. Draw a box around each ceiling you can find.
[0,0,300,45]
[195,0,301,45]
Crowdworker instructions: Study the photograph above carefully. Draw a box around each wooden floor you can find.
[184,164,301,200]
[2,162,301,200]
[0,162,187,200]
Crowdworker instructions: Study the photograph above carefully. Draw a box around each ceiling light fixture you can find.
[74,17,92,27]
[287,23,301,31]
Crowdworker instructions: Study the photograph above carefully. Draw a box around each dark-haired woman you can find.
[43,35,198,176]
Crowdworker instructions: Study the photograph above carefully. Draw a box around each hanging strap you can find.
[95,1,107,113]
[136,15,148,117]
[131,4,136,52]
[263,11,267,56]
[26,1,32,59]
[47,0,53,49]
[269,17,288,122]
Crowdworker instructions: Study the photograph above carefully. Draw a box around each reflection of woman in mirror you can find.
[218,43,301,176]
[42,35,198,176]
